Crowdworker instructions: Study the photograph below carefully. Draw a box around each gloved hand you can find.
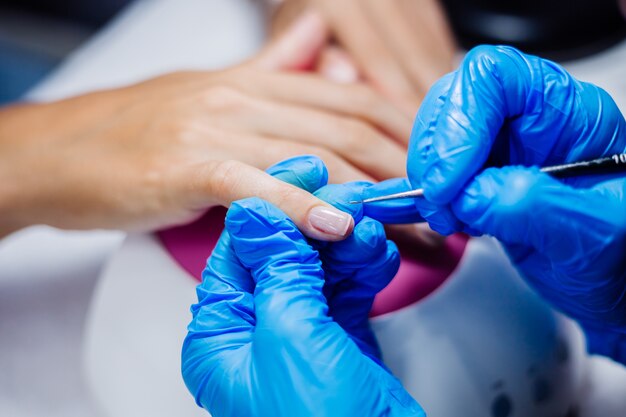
[407,45,626,361]
[181,156,424,417]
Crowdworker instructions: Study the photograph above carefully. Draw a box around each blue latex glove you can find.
[181,156,424,417]
[407,45,626,362]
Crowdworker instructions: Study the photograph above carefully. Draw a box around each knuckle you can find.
[466,44,500,63]
[340,120,377,150]
[199,86,250,111]
[205,159,244,197]
[272,184,307,210]
[269,316,315,346]
[354,218,386,249]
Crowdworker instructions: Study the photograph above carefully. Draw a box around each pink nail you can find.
[308,206,352,236]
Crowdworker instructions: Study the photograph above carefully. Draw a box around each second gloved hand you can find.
[181,157,423,417]
[407,45,626,359]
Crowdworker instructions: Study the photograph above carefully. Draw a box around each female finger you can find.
[195,129,376,183]
[314,0,421,111]
[363,0,453,93]
[200,93,408,180]
[169,158,355,242]
[400,0,457,63]
[225,70,413,144]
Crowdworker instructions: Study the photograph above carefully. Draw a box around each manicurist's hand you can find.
[181,156,424,417]
[271,0,457,112]
[407,45,626,362]
[0,13,412,240]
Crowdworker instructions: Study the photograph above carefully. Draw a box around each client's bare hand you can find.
[272,0,457,112]
[0,13,411,241]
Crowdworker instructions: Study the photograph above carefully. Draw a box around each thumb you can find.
[451,166,623,267]
[226,198,330,329]
[252,11,329,71]
[265,155,329,193]
[225,198,421,417]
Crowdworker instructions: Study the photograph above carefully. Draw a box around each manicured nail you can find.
[308,206,353,236]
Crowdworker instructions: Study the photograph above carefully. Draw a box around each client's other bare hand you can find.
[272,0,457,113]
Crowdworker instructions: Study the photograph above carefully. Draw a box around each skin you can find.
[271,0,458,112]
[0,13,417,241]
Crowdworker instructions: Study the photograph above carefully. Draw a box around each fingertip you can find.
[353,217,387,252]
[314,183,368,221]
[412,196,460,236]
[255,10,328,71]
[320,217,386,263]
[307,205,354,240]
[266,155,329,192]
[450,178,488,225]
[360,177,425,224]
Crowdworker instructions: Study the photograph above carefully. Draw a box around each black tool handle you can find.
[541,153,626,178]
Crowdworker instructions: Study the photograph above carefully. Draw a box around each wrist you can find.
[0,104,55,235]
[0,158,34,236]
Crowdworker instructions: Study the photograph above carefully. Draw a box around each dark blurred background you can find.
[0,0,130,104]
[441,0,626,61]
[1,0,625,105]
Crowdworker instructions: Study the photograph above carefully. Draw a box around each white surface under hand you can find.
[84,233,205,417]
[0,227,123,417]
[30,0,266,102]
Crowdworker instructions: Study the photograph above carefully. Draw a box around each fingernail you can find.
[308,206,353,236]
[323,61,359,84]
